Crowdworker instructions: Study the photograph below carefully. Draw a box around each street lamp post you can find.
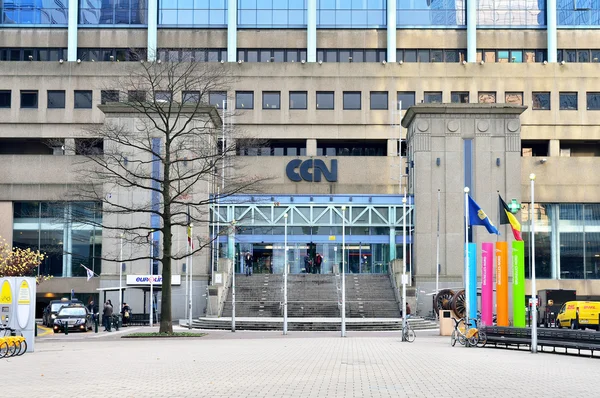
[283,212,288,335]
[231,219,236,333]
[341,205,347,337]
[401,196,408,341]
[530,173,537,353]
[188,223,193,330]
[119,233,123,313]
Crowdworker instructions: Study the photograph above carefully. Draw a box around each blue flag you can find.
[468,196,500,235]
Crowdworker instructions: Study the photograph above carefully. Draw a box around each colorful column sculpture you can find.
[481,242,494,326]
[496,242,509,326]
[512,241,526,327]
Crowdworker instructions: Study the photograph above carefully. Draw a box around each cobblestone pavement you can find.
[2,328,599,398]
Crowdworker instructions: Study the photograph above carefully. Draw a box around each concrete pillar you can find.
[147,0,158,61]
[306,139,317,156]
[67,0,78,61]
[0,202,13,245]
[387,139,397,156]
[64,138,76,155]
[307,0,317,62]
[547,0,557,63]
[467,0,477,62]
[227,0,238,62]
[387,0,397,62]
[549,139,560,157]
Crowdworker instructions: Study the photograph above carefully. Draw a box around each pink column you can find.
[481,242,494,326]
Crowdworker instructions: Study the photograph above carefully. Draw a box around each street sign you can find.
[528,297,539,306]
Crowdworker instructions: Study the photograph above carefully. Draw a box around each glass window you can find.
[74,90,93,109]
[101,90,119,104]
[424,91,442,103]
[505,92,523,105]
[404,50,417,62]
[343,92,361,110]
[2,0,68,25]
[587,92,600,110]
[47,90,65,109]
[81,0,149,25]
[0,90,11,108]
[431,49,443,62]
[578,50,590,62]
[397,92,415,109]
[290,91,307,109]
[370,91,388,110]
[262,91,281,109]
[236,91,254,109]
[183,91,201,104]
[209,91,227,109]
[20,90,38,108]
[559,92,578,110]
[239,0,307,28]
[318,0,386,28]
[451,92,469,103]
[398,0,466,27]
[128,90,146,103]
[532,92,551,110]
[316,91,334,110]
[558,0,600,26]
[154,91,172,103]
[477,0,546,27]
[418,49,430,62]
[478,92,496,104]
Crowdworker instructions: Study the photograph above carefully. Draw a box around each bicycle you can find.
[0,326,27,358]
[401,322,416,342]
[451,317,486,347]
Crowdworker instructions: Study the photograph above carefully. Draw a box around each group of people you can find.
[87,300,132,332]
[304,253,323,274]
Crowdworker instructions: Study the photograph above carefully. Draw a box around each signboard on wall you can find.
[126,275,182,286]
[286,159,338,182]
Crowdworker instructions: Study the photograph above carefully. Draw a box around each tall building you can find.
[2,0,600,319]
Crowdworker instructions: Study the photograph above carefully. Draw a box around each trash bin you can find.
[439,310,454,336]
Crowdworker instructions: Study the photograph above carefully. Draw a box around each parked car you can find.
[556,301,600,330]
[43,299,83,327]
[52,305,93,333]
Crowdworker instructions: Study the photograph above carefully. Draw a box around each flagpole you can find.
[188,223,193,330]
[464,187,470,333]
[436,189,440,295]
[149,236,153,328]
[530,173,537,353]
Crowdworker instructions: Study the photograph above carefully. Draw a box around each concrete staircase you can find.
[221,273,401,319]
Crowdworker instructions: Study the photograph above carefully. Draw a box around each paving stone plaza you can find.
[2,329,598,398]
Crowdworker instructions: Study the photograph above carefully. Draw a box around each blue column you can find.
[227,0,238,62]
[147,0,158,61]
[67,0,79,61]
[467,0,477,62]
[389,227,397,261]
[387,0,397,62]
[307,0,317,62]
[547,0,557,62]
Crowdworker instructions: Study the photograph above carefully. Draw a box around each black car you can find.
[43,299,83,327]
[52,305,93,333]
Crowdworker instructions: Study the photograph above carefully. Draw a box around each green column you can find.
[512,240,526,327]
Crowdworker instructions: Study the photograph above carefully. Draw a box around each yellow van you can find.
[556,301,600,330]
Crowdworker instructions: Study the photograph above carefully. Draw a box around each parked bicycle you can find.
[0,326,27,358]
[451,317,486,348]
[401,322,416,342]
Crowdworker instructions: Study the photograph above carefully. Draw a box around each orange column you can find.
[496,242,509,326]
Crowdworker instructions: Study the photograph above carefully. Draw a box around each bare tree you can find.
[71,59,267,333]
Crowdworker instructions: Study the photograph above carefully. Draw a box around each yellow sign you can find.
[0,281,12,305]
[17,280,30,305]
[329,236,336,241]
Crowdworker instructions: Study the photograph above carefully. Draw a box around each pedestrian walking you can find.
[103,300,113,332]
[314,253,323,274]
[304,254,312,274]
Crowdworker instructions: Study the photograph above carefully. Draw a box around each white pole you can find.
[188,223,193,330]
[119,233,123,312]
[341,205,347,337]
[232,219,236,332]
[436,189,440,295]
[402,195,407,341]
[283,213,289,335]
[150,237,153,328]
[530,173,537,353]
[464,187,470,333]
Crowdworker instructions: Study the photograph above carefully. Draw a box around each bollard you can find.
[94,315,98,333]
[35,322,38,337]
[64,321,68,335]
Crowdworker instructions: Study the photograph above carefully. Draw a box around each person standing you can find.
[121,303,131,327]
[314,253,323,274]
[103,300,113,332]
[244,251,253,276]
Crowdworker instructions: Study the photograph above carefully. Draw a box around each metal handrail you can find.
[217,260,233,317]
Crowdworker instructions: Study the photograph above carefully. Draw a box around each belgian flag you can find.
[499,195,522,241]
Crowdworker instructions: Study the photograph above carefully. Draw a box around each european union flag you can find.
[468,196,500,235]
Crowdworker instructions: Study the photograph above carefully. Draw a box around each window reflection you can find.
[158,0,227,26]
[558,0,600,26]
[80,0,148,25]
[477,0,546,27]
[397,0,465,27]
[239,0,307,28]
[1,0,68,25]
[318,0,386,28]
